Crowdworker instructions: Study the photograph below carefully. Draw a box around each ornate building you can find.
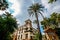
[12,19,37,40]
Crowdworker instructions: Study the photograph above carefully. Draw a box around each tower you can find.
[25,19,32,28]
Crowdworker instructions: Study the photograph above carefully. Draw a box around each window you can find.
[30,36,32,39]
[30,28,32,30]
[25,28,28,30]
[24,28,28,32]
[18,35,20,39]
[21,35,22,39]
[25,34,28,39]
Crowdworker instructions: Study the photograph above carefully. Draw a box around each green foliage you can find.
[0,0,8,10]
[33,32,41,40]
[33,20,38,24]
[48,0,57,3]
[0,12,18,40]
[41,12,60,29]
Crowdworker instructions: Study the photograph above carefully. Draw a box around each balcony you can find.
[25,28,33,32]
[25,30,33,32]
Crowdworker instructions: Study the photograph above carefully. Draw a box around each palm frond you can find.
[39,12,44,19]
[33,20,38,24]
[28,9,34,17]
[48,0,57,3]
[0,0,8,10]
[28,3,44,17]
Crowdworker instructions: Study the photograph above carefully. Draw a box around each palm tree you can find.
[0,0,8,10]
[28,3,44,40]
[41,12,60,29]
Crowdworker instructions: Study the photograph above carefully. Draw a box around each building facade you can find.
[11,30,17,40]
[12,19,37,40]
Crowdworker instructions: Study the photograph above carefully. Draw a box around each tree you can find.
[33,32,40,40]
[41,18,50,29]
[28,3,44,40]
[41,12,60,29]
[0,0,8,10]
[0,12,18,40]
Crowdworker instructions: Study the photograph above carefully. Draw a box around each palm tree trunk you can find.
[35,12,42,40]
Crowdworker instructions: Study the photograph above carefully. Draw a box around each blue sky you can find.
[0,0,60,34]
[6,0,60,25]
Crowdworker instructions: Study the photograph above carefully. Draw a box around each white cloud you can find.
[53,6,60,10]
[7,0,23,26]
[16,19,21,25]
[8,0,22,17]
[41,0,50,8]
[31,0,35,4]
[0,0,22,17]
[0,10,6,15]
[41,0,60,18]
[41,0,51,17]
